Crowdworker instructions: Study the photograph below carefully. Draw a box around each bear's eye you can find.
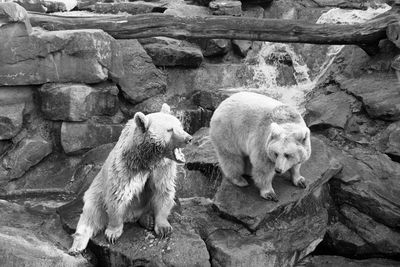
[284,153,291,159]
[274,152,278,158]
[167,128,173,132]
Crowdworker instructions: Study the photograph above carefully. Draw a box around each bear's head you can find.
[133,103,192,164]
[265,122,311,174]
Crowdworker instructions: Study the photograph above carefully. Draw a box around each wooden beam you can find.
[28,12,400,45]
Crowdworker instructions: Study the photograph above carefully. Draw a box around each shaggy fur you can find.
[69,104,192,254]
[210,92,311,202]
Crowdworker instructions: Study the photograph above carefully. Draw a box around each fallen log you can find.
[28,11,399,45]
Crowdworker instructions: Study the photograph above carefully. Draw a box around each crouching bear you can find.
[69,104,192,254]
[210,92,311,202]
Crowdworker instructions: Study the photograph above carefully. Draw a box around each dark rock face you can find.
[39,83,119,122]
[94,2,167,14]
[116,39,167,104]
[0,28,122,85]
[299,255,400,267]
[377,121,400,159]
[0,200,90,267]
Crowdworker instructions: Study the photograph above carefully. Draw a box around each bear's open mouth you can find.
[172,148,185,163]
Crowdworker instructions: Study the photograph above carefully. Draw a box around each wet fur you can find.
[69,108,189,254]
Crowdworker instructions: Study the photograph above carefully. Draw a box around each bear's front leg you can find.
[290,164,307,188]
[251,157,278,202]
[105,203,126,244]
[152,191,174,238]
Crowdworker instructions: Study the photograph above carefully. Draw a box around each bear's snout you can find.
[275,167,283,174]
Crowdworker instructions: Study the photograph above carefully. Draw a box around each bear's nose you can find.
[275,168,282,174]
[185,135,193,144]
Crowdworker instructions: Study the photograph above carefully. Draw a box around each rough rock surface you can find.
[12,0,77,12]
[0,28,122,85]
[0,200,90,267]
[340,73,400,121]
[305,92,358,129]
[299,255,400,267]
[214,136,339,230]
[39,83,118,122]
[195,38,230,57]
[0,136,52,181]
[115,39,166,104]
[377,121,400,158]
[58,198,211,267]
[94,2,167,14]
[209,0,242,16]
[61,120,123,155]
[140,37,204,68]
[232,39,253,57]
[329,147,400,229]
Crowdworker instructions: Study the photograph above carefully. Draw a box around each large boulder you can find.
[12,0,77,12]
[0,86,33,140]
[0,135,52,181]
[39,83,118,122]
[340,73,400,121]
[0,200,90,267]
[329,147,400,229]
[305,91,358,129]
[61,120,123,155]
[377,121,400,158]
[115,39,166,104]
[139,37,203,68]
[0,28,122,85]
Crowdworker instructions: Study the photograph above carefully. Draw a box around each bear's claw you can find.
[155,222,173,238]
[228,176,249,187]
[105,226,123,245]
[139,213,155,231]
[261,191,279,202]
[297,179,307,188]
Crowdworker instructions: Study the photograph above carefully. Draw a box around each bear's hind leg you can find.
[215,149,249,187]
[290,164,306,188]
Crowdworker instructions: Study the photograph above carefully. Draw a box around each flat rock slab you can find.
[0,200,90,267]
[300,255,400,267]
[58,198,210,267]
[213,136,340,230]
[340,73,400,121]
[94,2,167,15]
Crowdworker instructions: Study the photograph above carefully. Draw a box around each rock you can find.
[209,0,242,16]
[0,28,122,86]
[276,64,297,87]
[176,169,222,199]
[0,2,31,33]
[66,143,115,196]
[0,200,90,267]
[0,140,11,156]
[377,121,400,158]
[299,255,400,267]
[321,221,375,257]
[214,136,340,230]
[115,39,166,104]
[190,90,230,111]
[340,204,400,256]
[305,92,357,129]
[94,2,167,14]
[39,83,118,122]
[232,39,252,57]
[13,0,77,12]
[183,127,220,177]
[4,153,81,193]
[195,38,230,57]
[175,107,213,134]
[58,197,210,267]
[329,147,400,229]
[61,120,123,155]
[0,136,52,181]
[0,103,25,140]
[140,37,204,68]
[340,73,400,121]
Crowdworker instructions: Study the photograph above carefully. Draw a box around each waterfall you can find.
[222,4,391,113]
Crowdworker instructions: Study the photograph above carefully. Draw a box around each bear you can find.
[68,104,192,254]
[210,92,311,202]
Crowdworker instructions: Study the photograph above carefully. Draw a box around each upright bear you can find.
[69,104,192,254]
[210,92,311,202]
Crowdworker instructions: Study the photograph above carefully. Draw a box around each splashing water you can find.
[223,4,391,112]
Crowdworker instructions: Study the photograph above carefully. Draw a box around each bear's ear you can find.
[160,103,171,114]
[269,122,282,140]
[134,112,149,132]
